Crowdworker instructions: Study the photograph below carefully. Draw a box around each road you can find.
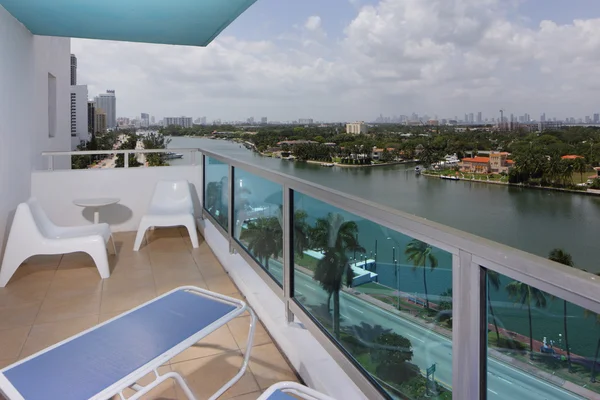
[266,260,585,400]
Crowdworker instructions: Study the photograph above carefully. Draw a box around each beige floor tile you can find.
[24,254,63,266]
[155,278,208,296]
[228,391,264,400]
[171,351,260,399]
[10,262,57,283]
[205,275,239,295]
[0,358,17,369]
[111,366,177,400]
[111,252,152,271]
[228,316,272,350]
[99,286,157,314]
[146,238,189,254]
[147,228,183,239]
[197,262,227,280]
[150,252,197,270]
[35,292,101,324]
[0,279,51,307]
[0,301,41,330]
[101,268,156,294]
[98,311,125,324]
[45,274,103,299]
[249,343,298,390]
[170,325,239,364]
[59,252,97,268]
[0,326,30,359]
[20,314,99,359]
[54,263,105,279]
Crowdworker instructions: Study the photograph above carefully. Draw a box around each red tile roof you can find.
[561,155,584,160]
[461,157,490,163]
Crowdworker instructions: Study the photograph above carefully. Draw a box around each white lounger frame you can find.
[0,286,256,400]
[257,382,335,400]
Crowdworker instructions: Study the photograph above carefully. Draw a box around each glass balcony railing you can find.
[200,149,600,400]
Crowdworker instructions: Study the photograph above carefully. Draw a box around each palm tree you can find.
[311,213,364,339]
[293,210,310,258]
[487,270,502,346]
[584,276,600,383]
[575,157,588,184]
[505,281,548,360]
[240,217,282,271]
[548,248,574,372]
[404,240,438,310]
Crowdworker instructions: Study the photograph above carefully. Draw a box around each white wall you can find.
[31,166,202,231]
[0,5,70,254]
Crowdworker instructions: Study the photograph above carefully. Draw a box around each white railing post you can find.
[48,155,54,171]
[452,250,485,399]
[190,151,196,166]
[124,151,129,168]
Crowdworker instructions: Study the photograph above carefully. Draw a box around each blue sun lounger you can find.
[0,286,256,400]
[257,382,335,400]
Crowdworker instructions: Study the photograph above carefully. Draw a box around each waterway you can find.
[170,136,600,358]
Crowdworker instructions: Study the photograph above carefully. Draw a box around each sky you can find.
[72,0,600,123]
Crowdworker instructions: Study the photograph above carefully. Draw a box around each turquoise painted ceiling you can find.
[0,0,257,46]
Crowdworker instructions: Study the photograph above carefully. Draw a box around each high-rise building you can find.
[70,85,89,150]
[151,116,156,124]
[261,117,268,125]
[87,101,96,134]
[247,117,255,124]
[164,116,193,128]
[94,90,116,129]
[298,118,313,125]
[70,54,77,86]
[141,113,150,128]
[594,113,600,124]
[346,121,368,134]
[469,113,474,124]
[95,108,107,134]
[477,112,482,123]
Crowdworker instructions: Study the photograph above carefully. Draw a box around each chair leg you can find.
[109,234,117,255]
[88,244,110,279]
[0,245,28,287]
[184,221,199,249]
[133,223,150,252]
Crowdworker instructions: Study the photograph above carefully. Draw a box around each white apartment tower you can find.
[70,85,89,149]
[164,116,193,128]
[346,121,368,134]
[94,90,116,129]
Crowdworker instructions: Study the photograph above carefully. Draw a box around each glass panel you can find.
[203,156,229,230]
[486,269,600,399]
[233,167,283,286]
[293,191,453,399]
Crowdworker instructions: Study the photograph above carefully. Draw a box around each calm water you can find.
[172,136,600,356]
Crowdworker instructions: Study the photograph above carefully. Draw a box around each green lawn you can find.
[294,253,319,272]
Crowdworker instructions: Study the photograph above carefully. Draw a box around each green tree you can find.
[574,157,588,183]
[240,217,282,271]
[115,133,142,168]
[505,281,548,360]
[548,248,574,371]
[404,240,438,310]
[142,132,171,167]
[312,213,364,338]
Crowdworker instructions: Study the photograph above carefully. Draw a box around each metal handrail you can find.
[41,148,199,170]
[199,147,600,314]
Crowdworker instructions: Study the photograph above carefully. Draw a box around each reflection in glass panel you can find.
[203,156,229,230]
[486,268,600,399]
[293,191,453,399]
[233,168,283,286]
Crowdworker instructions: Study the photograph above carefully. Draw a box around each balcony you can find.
[1,148,600,400]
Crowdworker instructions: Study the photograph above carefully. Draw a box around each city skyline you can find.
[73,0,600,121]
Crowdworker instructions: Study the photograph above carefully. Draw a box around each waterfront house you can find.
[371,147,396,160]
[460,152,513,174]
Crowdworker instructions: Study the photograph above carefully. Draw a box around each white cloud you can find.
[74,0,600,121]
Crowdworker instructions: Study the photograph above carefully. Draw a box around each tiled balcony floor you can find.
[0,228,299,400]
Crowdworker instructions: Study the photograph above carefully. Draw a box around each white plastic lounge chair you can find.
[258,382,335,400]
[0,198,115,287]
[133,180,199,251]
[0,286,256,400]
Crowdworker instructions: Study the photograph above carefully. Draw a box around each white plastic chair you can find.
[133,180,199,251]
[0,198,115,287]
